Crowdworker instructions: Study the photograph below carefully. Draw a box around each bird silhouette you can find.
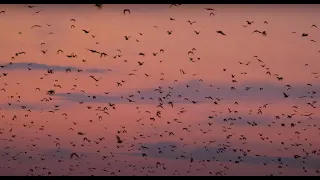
[124,36,131,40]
[187,20,196,25]
[116,135,123,143]
[216,30,226,36]
[31,25,41,29]
[89,75,101,82]
[82,29,90,34]
[70,153,79,159]
[253,30,262,34]
[33,10,43,14]
[0,4,318,177]
[170,4,179,8]
[123,9,130,14]
[86,48,100,54]
[261,31,267,36]
[246,20,254,25]
[57,49,64,54]
[94,4,102,9]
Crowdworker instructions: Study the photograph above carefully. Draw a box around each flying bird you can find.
[246,20,254,25]
[123,9,130,14]
[94,4,102,9]
[86,48,100,53]
[262,31,267,36]
[170,4,179,8]
[33,10,43,14]
[116,135,123,143]
[31,25,42,29]
[187,20,196,25]
[216,30,226,36]
[89,75,101,82]
[0,6,318,177]
[82,29,90,34]
[70,153,79,159]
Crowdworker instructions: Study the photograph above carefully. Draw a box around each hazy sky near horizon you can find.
[0,4,319,176]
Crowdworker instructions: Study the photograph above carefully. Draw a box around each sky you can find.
[0,4,319,176]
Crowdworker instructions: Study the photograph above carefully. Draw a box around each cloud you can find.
[0,62,107,73]
[0,102,45,111]
[153,79,319,102]
[197,114,275,127]
[123,141,320,169]
[0,102,72,111]
[40,147,79,159]
[52,79,319,105]
[0,146,89,163]
[54,92,125,104]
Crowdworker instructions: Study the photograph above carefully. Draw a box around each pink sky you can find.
[0,4,319,176]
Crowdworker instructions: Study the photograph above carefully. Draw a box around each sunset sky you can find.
[0,4,319,176]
